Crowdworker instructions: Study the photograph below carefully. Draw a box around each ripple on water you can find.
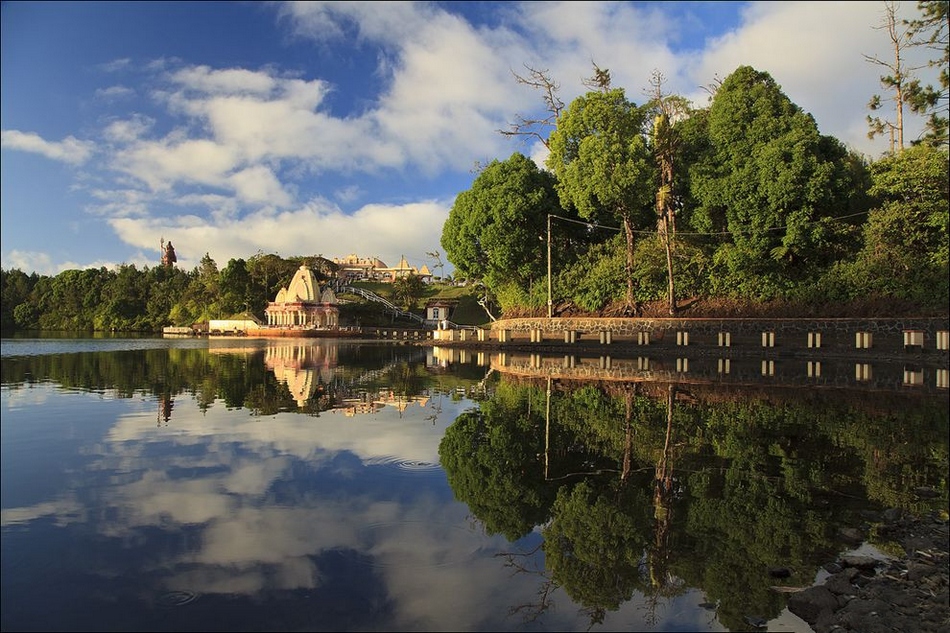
[156,590,199,607]
[367,455,442,475]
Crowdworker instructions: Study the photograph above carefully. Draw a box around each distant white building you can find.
[332,253,432,283]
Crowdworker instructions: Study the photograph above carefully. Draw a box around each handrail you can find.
[336,284,425,325]
[440,320,479,331]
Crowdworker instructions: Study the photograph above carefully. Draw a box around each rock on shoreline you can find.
[787,508,949,633]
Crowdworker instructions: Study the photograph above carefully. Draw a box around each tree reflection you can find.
[3,342,947,628]
[439,374,949,629]
[438,381,557,541]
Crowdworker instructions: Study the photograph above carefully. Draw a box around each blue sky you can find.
[1,1,939,277]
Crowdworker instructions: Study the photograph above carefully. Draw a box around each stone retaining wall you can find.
[426,346,950,393]
[485,316,950,357]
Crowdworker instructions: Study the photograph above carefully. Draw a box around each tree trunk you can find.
[663,215,676,315]
[623,214,637,314]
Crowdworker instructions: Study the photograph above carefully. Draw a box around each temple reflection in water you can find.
[209,340,435,415]
[264,340,338,407]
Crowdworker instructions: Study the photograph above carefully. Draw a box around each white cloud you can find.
[279,1,434,46]
[102,115,154,143]
[3,250,54,274]
[5,1,942,276]
[114,138,240,191]
[2,249,132,276]
[95,85,135,100]
[99,57,133,73]
[86,187,152,218]
[108,198,452,272]
[228,165,294,206]
[0,130,95,165]
[169,65,281,96]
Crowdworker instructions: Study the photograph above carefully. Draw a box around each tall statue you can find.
[161,238,177,267]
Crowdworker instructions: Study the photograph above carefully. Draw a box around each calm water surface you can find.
[2,335,947,632]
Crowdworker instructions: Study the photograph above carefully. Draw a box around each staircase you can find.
[336,284,425,325]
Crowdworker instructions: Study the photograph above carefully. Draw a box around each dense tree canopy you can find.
[441,152,578,311]
[686,66,870,298]
[1,252,338,333]
[546,88,656,312]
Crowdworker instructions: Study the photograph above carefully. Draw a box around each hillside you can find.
[339,281,949,329]
[337,281,491,328]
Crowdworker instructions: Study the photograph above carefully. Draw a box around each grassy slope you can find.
[338,281,491,327]
[339,282,949,327]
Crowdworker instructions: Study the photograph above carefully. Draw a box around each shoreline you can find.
[788,508,949,633]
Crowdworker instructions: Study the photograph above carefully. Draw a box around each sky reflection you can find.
[2,375,695,631]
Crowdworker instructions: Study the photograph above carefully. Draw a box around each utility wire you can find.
[549,210,869,237]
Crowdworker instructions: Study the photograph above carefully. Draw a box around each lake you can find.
[2,335,947,632]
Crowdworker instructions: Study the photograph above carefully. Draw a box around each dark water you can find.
[1,336,947,632]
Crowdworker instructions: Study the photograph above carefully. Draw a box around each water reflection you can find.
[1,338,947,632]
[439,350,948,630]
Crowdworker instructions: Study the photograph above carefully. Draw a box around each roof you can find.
[425,299,458,307]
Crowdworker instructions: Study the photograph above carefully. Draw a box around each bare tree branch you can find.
[498,65,564,150]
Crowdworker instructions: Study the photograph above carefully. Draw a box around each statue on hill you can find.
[161,238,177,267]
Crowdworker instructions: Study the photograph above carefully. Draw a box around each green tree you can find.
[546,87,656,313]
[146,264,191,329]
[1,268,38,330]
[441,153,568,310]
[175,253,223,322]
[542,480,652,616]
[866,1,921,152]
[830,143,949,306]
[688,66,867,299]
[219,258,253,316]
[391,273,425,311]
[247,252,298,306]
[906,0,949,147]
[645,70,694,314]
[98,264,146,330]
[556,235,627,312]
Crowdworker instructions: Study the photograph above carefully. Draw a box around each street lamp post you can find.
[547,213,553,318]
